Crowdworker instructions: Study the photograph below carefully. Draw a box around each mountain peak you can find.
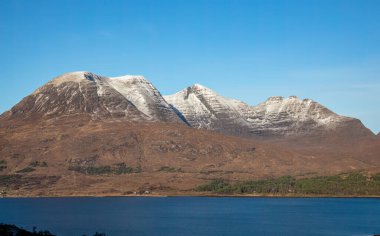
[49,72,149,86]
[266,96,304,103]
[191,83,207,89]
[187,83,214,93]
[165,84,218,101]
[49,71,94,84]
[265,96,315,105]
[266,96,284,102]
[31,71,98,95]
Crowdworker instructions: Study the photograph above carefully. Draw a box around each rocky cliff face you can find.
[165,84,373,139]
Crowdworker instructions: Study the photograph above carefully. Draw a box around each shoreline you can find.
[2,192,380,199]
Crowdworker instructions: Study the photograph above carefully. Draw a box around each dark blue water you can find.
[1,197,380,236]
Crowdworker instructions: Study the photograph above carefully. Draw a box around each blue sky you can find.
[0,0,379,133]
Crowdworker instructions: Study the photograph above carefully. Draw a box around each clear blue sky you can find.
[1,0,379,133]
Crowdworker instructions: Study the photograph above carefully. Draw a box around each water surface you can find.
[1,197,380,236]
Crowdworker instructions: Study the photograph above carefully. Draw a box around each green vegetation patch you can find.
[196,173,380,196]
[16,167,36,173]
[0,160,6,172]
[372,173,380,182]
[68,163,141,175]
[14,161,48,174]
[30,161,48,167]
[113,162,139,174]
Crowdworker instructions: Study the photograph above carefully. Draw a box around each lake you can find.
[1,197,380,236]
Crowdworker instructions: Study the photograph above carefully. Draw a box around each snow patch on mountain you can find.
[50,71,89,85]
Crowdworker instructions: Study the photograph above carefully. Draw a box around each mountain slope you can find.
[1,116,375,196]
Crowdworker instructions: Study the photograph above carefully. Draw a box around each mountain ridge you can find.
[1,72,375,139]
[164,84,374,139]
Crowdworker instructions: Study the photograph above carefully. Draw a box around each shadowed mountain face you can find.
[0,71,379,196]
[164,84,374,140]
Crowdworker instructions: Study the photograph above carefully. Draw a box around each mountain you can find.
[0,71,379,196]
[2,72,182,123]
[164,84,373,139]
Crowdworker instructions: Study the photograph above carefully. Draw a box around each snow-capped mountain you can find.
[4,72,183,123]
[1,71,373,140]
[164,84,373,138]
